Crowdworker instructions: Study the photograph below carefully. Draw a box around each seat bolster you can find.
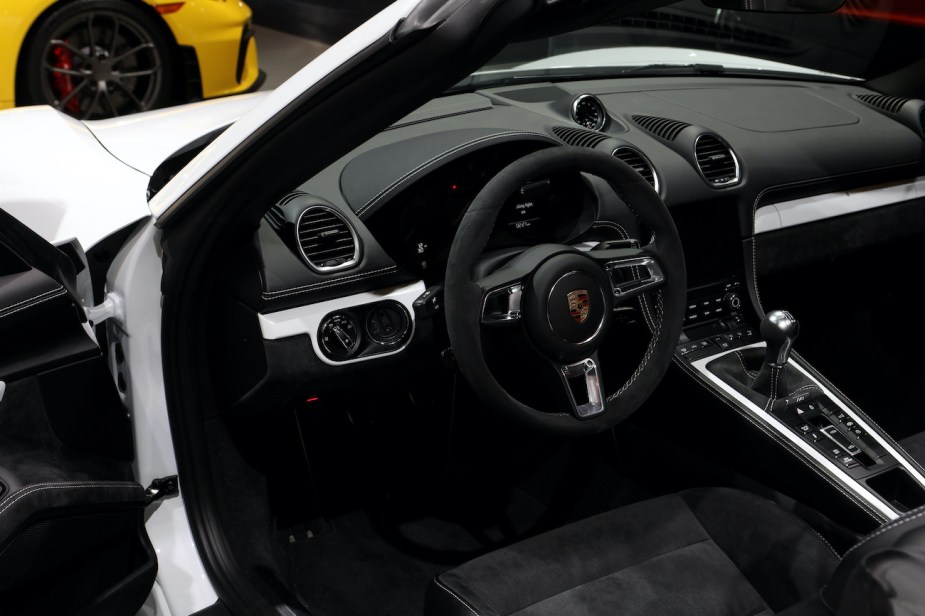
[425,577,494,616]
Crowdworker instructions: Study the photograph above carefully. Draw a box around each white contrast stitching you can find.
[734,352,757,380]
[673,357,884,524]
[842,505,925,559]
[0,481,141,517]
[0,287,67,319]
[262,266,398,299]
[434,579,481,616]
[749,162,919,315]
[0,285,64,314]
[356,131,558,217]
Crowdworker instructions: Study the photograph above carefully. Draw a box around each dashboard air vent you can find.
[296,206,360,272]
[694,134,740,187]
[551,125,610,148]
[264,205,285,231]
[632,115,690,141]
[921,106,925,133]
[856,93,908,114]
[613,147,659,193]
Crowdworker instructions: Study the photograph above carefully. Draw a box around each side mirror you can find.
[702,0,845,13]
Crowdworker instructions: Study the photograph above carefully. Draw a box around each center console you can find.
[675,302,925,522]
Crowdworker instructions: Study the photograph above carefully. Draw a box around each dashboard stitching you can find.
[673,357,885,524]
[0,287,67,319]
[262,266,397,299]
[355,131,559,218]
[749,163,922,314]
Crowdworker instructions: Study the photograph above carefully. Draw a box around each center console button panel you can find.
[772,395,891,477]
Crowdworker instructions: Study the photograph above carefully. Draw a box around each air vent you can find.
[551,126,610,148]
[632,115,691,141]
[296,206,360,272]
[856,93,908,114]
[694,134,740,187]
[264,205,286,231]
[613,147,659,193]
[920,106,925,133]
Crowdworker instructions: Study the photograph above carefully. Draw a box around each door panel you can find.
[0,209,155,615]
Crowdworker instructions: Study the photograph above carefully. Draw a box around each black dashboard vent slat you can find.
[856,93,909,114]
[296,206,360,272]
[612,147,659,193]
[264,205,286,231]
[920,106,925,133]
[694,134,740,187]
[550,126,610,149]
[632,115,691,141]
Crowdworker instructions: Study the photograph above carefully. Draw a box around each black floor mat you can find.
[287,490,547,616]
[286,442,652,616]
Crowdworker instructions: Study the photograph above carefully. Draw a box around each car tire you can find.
[22,0,175,119]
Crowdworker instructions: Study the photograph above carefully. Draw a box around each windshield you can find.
[459,0,924,89]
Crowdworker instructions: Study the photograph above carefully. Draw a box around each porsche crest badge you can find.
[567,289,590,324]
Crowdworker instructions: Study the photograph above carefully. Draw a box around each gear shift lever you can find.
[761,310,799,368]
[751,310,800,399]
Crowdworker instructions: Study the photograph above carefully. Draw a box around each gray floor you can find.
[253,25,330,91]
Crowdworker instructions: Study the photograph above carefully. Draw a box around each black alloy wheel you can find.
[24,0,174,119]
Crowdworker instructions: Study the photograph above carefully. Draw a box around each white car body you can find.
[0,1,421,613]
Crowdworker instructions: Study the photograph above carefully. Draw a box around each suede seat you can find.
[425,488,840,616]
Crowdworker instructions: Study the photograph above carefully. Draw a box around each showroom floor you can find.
[253,26,330,91]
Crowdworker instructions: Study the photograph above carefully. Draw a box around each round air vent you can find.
[570,94,606,131]
[295,205,361,272]
[694,134,740,188]
[612,146,659,193]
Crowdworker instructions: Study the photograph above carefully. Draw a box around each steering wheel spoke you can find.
[557,354,605,419]
[590,244,665,303]
[481,281,525,326]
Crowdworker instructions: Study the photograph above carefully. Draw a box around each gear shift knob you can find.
[761,310,799,367]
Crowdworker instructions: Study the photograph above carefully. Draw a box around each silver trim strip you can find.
[560,358,605,418]
[691,342,925,521]
[755,177,925,234]
[257,281,425,366]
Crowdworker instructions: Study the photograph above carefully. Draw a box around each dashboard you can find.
[215,75,925,410]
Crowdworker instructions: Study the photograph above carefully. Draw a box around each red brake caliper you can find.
[51,43,81,114]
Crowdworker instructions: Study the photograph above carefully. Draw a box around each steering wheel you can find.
[444,146,686,435]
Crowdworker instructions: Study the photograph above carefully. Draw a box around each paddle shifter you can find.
[752,310,799,398]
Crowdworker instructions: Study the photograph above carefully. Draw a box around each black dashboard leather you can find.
[340,128,559,219]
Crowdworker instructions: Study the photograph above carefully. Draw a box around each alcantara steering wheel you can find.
[445,147,687,434]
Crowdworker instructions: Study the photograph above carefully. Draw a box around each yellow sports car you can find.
[0,0,260,119]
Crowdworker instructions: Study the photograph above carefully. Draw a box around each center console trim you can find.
[690,341,925,521]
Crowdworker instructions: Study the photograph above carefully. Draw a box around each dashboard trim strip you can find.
[754,177,925,234]
[257,281,426,366]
